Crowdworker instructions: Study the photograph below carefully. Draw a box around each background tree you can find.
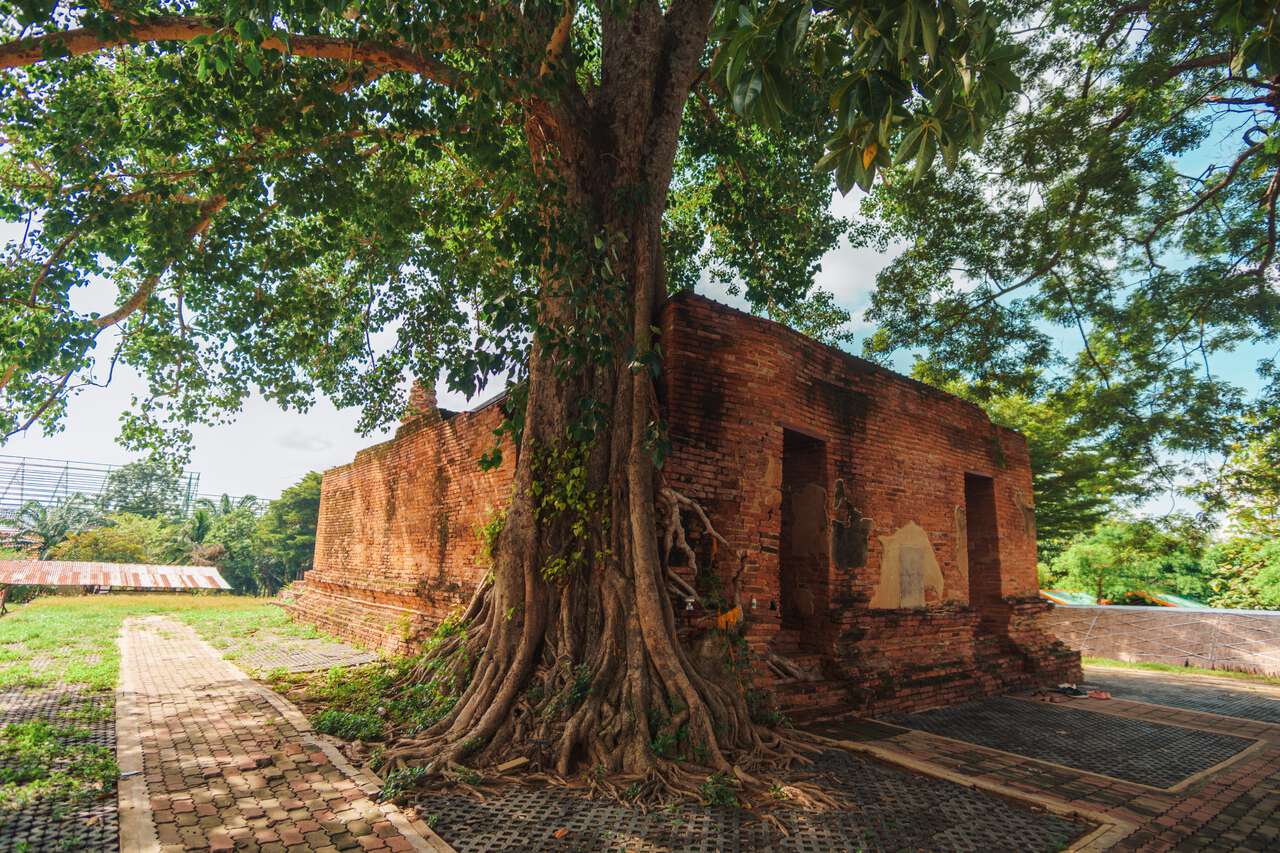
[97,459,186,518]
[195,494,261,517]
[1203,536,1280,610]
[1198,405,1280,535]
[1046,517,1210,603]
[858,0,1280,504]
[48,513,172,563]
[13,495,100,558]
[0,0,1021,796]
[253,471,320,594]
[205,505,263,595]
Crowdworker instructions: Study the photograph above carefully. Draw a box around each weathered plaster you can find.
[954,505,969,592]
[870,522,946,609]
[1012,488,1036,537]
[832,479,872,571]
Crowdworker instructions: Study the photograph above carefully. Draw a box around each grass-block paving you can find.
[0,685,117,853]
[1084,668,1280,724]
[418,749,1091,852]
[887,695,1255,788]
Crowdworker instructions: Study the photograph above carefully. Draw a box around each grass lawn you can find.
[0,594,275,836]
[177,598,330,665]
[0,594,272,690]
[1084,656,1280,687]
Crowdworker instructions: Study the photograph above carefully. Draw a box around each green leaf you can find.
[919,1,939,59]
[732,72,763,116]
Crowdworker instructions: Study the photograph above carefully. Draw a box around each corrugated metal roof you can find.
[0,560,231,590]
[1042,589,1099,606]
[1148,591,1210,609]
[1042,588,1211,609]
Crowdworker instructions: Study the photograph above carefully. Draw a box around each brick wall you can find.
[1043,604,1280,676]
[290,292,1078,712]
[657,294,1076,712]
[288,398,513,656]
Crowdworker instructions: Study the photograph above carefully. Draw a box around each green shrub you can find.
[698,772,738,807]
[312,709,384,741]
[378,766,429,801]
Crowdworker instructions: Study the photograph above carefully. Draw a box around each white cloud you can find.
[276,429,335,453]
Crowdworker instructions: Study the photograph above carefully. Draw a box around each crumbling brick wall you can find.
[657,293,1076,712]
[288,398,513,655]
[290,293,1078,710]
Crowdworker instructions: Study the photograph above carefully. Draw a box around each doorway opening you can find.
[964,473,1004,628]
[779,429,829,647]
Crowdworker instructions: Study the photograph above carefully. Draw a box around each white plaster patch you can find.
[869,521,946,609]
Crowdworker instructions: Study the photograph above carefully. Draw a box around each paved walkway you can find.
[114,617,1280,852]
[117,616,449,853]
[811,674,1280,852]
[1083,666,1280,725]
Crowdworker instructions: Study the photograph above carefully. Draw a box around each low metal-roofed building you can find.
[0,560,230,591]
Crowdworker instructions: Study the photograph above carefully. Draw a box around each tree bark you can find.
[378,0,806,800]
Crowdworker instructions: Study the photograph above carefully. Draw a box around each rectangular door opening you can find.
[964,473,1004,628]
[779,430,829,648]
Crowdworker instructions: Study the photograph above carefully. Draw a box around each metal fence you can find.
[0,454,259,520]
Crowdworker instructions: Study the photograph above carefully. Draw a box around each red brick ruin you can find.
[290,294,1081,716]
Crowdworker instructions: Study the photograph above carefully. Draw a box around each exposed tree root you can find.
[356,482,836,813]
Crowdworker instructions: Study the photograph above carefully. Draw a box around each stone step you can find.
[770,651,826,673]
[772,678,851,717]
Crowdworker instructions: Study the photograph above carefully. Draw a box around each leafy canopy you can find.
[0,0,1018,453]
[859,0,1280,499]
[97,458,188,517]
[1046,516,1210,603]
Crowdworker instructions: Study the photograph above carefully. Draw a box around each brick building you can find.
[289,293,1080,716]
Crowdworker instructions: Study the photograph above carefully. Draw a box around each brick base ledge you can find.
[287,583,437,657]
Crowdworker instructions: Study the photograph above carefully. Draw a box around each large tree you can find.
[857,0,1280,502]
[0,0,1019,795]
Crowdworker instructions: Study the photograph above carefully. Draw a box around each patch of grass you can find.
[271,619,469,743]
[1084,656,1280,687]
[451,766,483,785]
[0,594,268,689]
[0,720,118,810]
[313,709,385,741]
[58,703,113,725]
[176,602,324,653]
[698,772,738,807]
[378,766,429,801]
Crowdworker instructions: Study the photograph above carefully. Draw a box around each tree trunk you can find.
[379,1,807,800]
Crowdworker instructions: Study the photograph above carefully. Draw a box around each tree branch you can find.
[1139,141,1264,245]
[94,194,226,329]
[539,1,576,79]
[0,15,461,89]
[3,369,72,440]
[1104,52,1234,132]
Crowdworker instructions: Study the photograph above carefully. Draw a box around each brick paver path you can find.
[118,616,449,853]
[812,688,1280,851]
[1083,666,1280,725]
